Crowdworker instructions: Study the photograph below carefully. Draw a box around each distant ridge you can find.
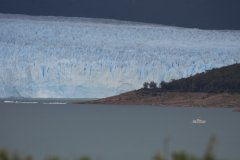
[85,64,240,108]
[160,63,240,93]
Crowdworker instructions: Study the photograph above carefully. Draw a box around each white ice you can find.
[0,13,240,98]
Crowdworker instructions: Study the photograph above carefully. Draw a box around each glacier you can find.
[0,13,240,98]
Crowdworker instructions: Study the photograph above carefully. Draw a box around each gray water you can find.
[0,102,240,160]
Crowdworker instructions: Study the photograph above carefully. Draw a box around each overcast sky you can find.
[1,0,240,29]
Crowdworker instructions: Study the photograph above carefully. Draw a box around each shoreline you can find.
[80,90,240,110]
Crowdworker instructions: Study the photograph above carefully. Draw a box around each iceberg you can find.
[192,119,207,124]
[0,13,240,98]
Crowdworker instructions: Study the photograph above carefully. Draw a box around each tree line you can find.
[143,63,240,93]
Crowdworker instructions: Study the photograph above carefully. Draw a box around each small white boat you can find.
[192,118,206,124]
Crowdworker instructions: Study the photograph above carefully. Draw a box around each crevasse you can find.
[0,14,240,98]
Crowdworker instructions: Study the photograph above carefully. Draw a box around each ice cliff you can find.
[0,14,240,98]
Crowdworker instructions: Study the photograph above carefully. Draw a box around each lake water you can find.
[0,101,240,160]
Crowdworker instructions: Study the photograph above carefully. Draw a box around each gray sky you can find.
[0,0,240,29]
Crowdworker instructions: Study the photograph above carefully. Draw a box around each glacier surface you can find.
[0,13,240,98]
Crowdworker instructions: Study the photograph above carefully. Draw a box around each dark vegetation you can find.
[0,152,91,160]
[0,136,218,160]
[90,64,240,108]
[143,64,240,93]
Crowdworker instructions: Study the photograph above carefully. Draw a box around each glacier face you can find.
[0,14,240,98]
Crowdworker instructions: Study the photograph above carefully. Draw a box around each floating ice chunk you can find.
[192,119,206,124]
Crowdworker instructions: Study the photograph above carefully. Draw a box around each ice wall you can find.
[0,14,240,98]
